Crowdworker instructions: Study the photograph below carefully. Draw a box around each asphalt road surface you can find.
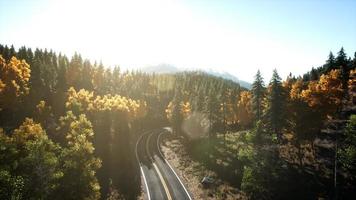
[135,128,192,200]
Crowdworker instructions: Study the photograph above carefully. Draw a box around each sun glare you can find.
[2,0,327,82]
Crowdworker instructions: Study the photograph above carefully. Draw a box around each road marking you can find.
[135,131,152,200]
[140,166,151,200]
[137,128,192,200]
[153,163,173,200]
[157,131,193,200]
[146,132,173,200]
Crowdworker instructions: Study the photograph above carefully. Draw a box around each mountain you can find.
[140,64,252,89]
[205,70,252,89]
[140,63,180,74]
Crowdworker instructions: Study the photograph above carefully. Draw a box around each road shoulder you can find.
[160,135,247,200]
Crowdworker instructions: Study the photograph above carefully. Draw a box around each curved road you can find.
[135,128,192,200]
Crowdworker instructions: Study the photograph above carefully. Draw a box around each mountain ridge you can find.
[140,64,252,89]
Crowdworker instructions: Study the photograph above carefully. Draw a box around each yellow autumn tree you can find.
[0,55,31,110]
[66,87,94,113]
[301,69,343,117]
[165,101,192,122]
[181,101,192,119]
[237,91,253,127]
[34,100,54,128]
[290,79,304,100]
[165,101,174,122]
[66,87,147,121]
[12,118,46,145]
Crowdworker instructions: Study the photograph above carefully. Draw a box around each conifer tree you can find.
[310,67,319,80]
[326,51,336,72]
[336,47,349,95]
[171,85,183,135]
[251,70,265,122]
[265,69,286,140]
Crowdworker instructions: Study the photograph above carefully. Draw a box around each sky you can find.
[0,0,355,82]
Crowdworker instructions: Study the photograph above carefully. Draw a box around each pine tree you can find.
[265,69,286,141]
[336,47,349,95]
[205,84,220,137]
[66,53,83,89]
[310,67,319,80]
[53,54,68,117]
[326,51,336,72]
[171,85,183,135]
[82,60,94,90]
[251,70,265,122]
[336,47,347,67]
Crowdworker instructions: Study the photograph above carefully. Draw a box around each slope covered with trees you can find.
[0,44,355,199]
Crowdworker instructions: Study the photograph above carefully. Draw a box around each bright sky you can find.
[1,0,355,82]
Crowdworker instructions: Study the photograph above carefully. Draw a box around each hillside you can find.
[140,64,252,89]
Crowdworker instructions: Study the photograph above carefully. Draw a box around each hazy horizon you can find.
[1,0,355,82]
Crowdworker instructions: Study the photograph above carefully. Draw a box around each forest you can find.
[0,44,355,199]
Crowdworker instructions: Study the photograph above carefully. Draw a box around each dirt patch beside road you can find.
[160,136,247,200]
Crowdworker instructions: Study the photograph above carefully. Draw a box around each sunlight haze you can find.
[1,1,356,199]
[1,0,355,82]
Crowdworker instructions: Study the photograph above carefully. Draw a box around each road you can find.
[135,128,192,200]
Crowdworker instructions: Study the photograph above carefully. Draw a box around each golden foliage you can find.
[65,114,95,153]
[301,69,343,108]
[165,101,174,122]
[165,101,192,122]
[0,79,5,93]
[12,118,46,145]
[36,100,46,111]
[237,91,253,127]
[0,55,31,109]
[181,101,192,119]
[290,79,304,100]
[66,87,94,113]
[35,100,54,126]
[349,69,356,88]
[66,87,147,120]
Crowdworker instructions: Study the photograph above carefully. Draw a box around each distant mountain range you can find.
[140,64,252,89]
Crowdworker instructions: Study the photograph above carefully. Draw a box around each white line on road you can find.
[140,166,150,200]
[157,130,193,200]
[135,131,152,200]
[146,132,173,200]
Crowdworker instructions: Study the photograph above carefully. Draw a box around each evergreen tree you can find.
[205,84,220,137]
[82,60,94,91]
[66,53,83,90]
[336,47,350,95]
[310,67,319,80]
[336,47,347,68]
[53,54,68,117]
[251,70,265,122]
[92,111,111,197]
[265,69,286,141]
[171,85,183,135]
[326,51,336,72]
